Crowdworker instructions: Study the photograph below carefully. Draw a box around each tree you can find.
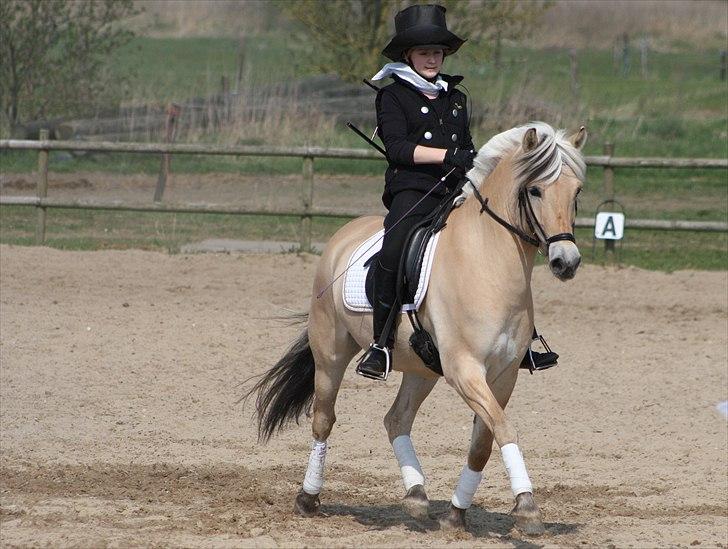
[281,0,398,83]
[283,1,550,82]
[0,0,138,133]
[441,0,551,69]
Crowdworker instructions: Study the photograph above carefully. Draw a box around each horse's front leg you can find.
[441,355,545,536]
[383,371,438,520]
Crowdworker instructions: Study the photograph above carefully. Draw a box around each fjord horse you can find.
[246,122,587,534]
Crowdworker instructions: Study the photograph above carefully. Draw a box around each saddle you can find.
[364,191,463,376]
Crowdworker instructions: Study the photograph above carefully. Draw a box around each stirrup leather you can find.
[355,343,391,381]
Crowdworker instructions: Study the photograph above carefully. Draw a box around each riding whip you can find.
[346,122,386,157]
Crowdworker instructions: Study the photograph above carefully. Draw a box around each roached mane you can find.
[464,122,586,194]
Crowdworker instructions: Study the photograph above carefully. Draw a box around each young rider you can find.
[356,4,473,380]
[356,4,557,381]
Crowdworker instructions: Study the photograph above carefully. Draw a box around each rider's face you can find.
[407,47,444,80]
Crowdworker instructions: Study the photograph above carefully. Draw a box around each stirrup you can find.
[521,334,559,374]
[355,343,391,381]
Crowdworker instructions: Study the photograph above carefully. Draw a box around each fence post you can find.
[603,142,616,256]
[300,155,314,252]
[35,129,50,244]
[154,104,180,203]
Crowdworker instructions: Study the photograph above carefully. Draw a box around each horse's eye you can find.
[528,187,542,198]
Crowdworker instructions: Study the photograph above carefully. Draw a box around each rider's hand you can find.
[444,147,476,174]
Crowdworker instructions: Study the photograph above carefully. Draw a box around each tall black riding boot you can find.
[356,261,398,381]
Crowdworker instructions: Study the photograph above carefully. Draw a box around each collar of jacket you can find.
[391,73,464,97]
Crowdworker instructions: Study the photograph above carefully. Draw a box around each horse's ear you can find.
[522,127,538,152]
[569,126,587,150]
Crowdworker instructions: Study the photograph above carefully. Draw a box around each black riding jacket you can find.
[375,73,474,209]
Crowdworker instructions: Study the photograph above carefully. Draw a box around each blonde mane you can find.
[464,122,586,194]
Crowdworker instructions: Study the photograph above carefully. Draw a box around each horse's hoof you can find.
[402,484,429,521]
[294,490,320,517]
[439,504,467,531]
[511,492,545,536]
[512,513,546,536]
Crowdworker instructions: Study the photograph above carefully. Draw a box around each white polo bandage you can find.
[392,435,425,490]
[451,464,483,509]
[501,443,533,496]
[302,440,327,495]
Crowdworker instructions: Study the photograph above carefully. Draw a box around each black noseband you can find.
[546,232,576,245]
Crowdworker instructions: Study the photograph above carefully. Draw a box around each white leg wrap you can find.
[302,440,327,495]
[451,464,483,509]
[501,443,533,496]
[392,435,425,491]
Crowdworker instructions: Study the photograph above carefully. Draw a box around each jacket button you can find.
[424,131,433,140]
[452,109,458,117]
[421,106,429,114]
[451,133,457,141]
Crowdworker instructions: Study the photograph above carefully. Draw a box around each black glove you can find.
[444,147,476,174]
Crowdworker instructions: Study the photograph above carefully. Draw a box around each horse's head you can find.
[517,125,587,280]
[467,122,587,281]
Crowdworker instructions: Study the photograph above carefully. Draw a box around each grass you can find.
[111,35,311,102]
[1,36,726,271]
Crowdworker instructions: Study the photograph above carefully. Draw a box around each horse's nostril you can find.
[550,258,564,271]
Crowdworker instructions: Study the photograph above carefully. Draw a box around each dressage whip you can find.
[316,167,457,299]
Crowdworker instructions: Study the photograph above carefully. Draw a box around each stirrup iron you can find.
[355,343,391,381]
[523,333,559,374]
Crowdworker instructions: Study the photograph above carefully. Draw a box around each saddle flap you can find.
[344,192,462,313]
[403,227,431,304]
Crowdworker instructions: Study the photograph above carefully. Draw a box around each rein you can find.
[466,179,575,251]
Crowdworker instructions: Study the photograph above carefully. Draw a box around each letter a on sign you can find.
[594,212,625,240]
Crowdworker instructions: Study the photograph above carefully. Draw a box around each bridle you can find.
[466,179,576,253]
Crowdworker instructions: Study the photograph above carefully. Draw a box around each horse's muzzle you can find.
[548,242,581,280]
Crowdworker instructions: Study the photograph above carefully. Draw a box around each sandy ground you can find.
[0,244,727,548]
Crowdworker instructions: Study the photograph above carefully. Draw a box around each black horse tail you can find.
[242,328,316,442]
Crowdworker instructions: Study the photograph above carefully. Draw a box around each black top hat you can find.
[381,4,465,62]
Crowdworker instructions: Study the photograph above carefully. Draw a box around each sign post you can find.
[592,200,626,264]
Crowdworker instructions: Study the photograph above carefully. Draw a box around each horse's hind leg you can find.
[384,372,438,520]
[294,316,358,517]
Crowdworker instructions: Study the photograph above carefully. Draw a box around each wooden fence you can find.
[0,134,726,252]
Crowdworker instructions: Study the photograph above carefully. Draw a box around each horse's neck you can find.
[449,171,536,298]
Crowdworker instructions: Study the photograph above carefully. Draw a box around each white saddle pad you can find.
[343,229,441,313]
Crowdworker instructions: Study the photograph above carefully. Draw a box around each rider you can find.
[356,4,557,381]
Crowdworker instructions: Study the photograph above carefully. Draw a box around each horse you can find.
[245,121,587,535]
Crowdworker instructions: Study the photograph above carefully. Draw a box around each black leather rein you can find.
[466,179,575,250]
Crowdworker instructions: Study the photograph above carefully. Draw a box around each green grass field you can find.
[1,36,726,270]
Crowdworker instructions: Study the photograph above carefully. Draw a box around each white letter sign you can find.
[594,212,625,240]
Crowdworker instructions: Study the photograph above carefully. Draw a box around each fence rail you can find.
[1,136,726,251]
[3,138,728,168]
